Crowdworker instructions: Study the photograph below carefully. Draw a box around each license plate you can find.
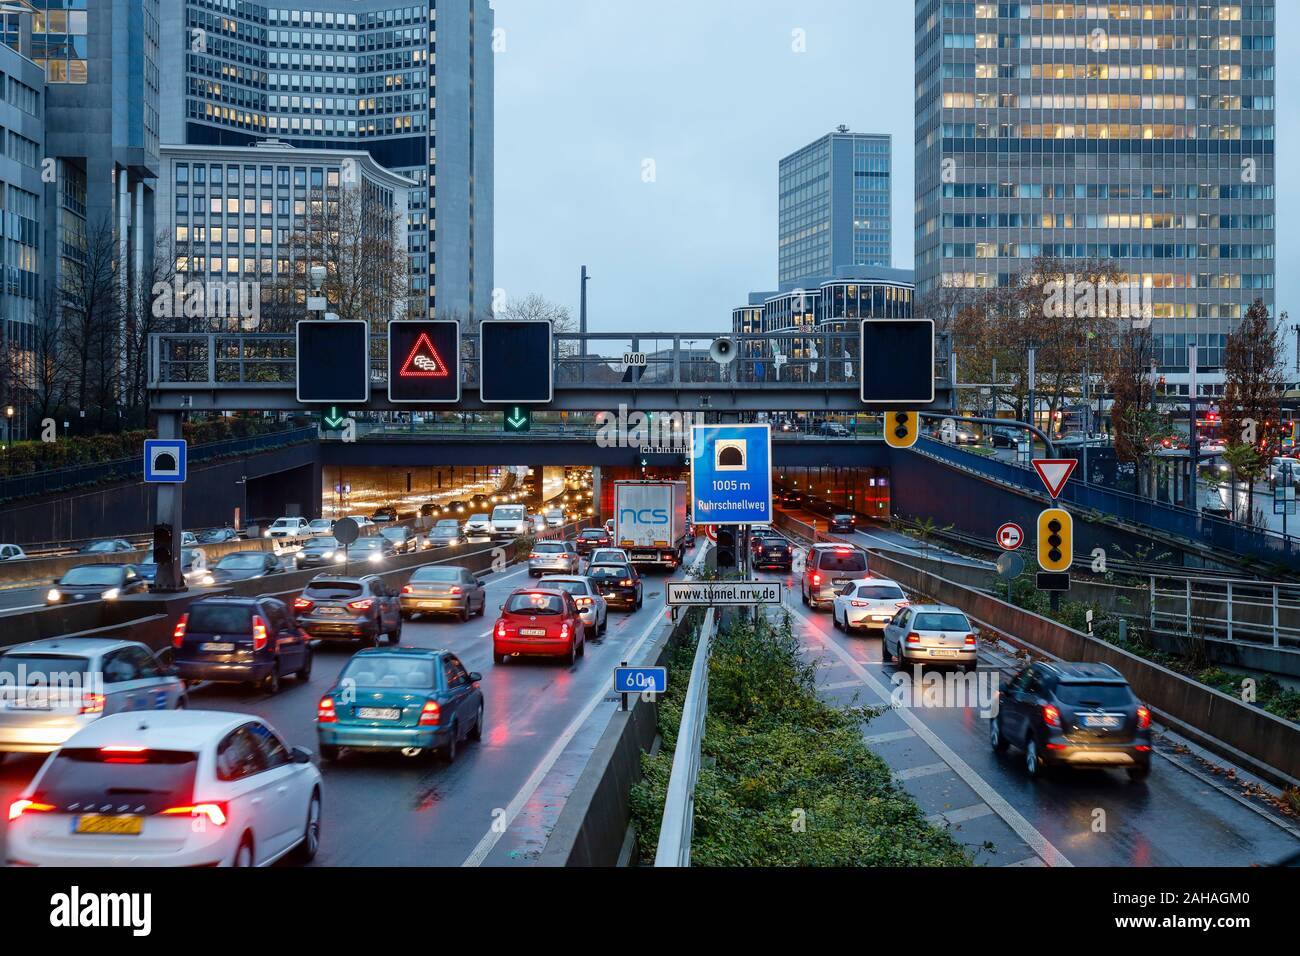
[1082,714,1121,729]
[632,552,655,561]
[520,628,547,637]
[832,579,851,586]
[201,642,234,652]
[420,601,446,609]
[358,707,401,721]
[928,648,957,657]
[317,607,344,615]
[75,814,142,836]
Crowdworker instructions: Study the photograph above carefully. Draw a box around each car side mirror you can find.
[498,604,504,611]
[468,672,482,683]
[291,746,314,765]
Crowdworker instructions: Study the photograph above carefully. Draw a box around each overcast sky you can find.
[492,0,1296,362]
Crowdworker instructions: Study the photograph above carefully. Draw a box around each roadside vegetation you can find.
[629,612,970,866]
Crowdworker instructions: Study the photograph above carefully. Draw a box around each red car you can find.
[493,588,586,666]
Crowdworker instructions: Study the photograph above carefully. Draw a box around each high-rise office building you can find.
[159,0,493,321]
[915,1,1275,393]
[778,129,891,285]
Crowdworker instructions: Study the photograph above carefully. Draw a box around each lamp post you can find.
[3,404,13,476]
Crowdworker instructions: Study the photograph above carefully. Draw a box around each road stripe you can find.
[864,729,917,744]
[893,762,950,782]
[460,589,674,866]
[926,803,994,827]
[783,597,1074,868]
[1003,856,1047,867]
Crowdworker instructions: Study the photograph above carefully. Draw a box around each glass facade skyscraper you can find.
[915,1,1275,392]
[778,129,891,285]
[159,0,493,321]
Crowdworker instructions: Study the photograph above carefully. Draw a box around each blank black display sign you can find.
[479,320,553,403]
[859,319,935,405]
[296,320,370,404]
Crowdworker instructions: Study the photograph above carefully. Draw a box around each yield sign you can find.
[1033,459,1078,499]
[399,332,450,378]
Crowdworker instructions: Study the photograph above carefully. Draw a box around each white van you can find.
[490,504,529,536]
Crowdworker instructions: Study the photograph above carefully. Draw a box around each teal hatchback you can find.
[316,648,484,763]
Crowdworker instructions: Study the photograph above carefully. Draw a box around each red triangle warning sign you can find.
[1032,459,1077,499]
[399,332,449,378]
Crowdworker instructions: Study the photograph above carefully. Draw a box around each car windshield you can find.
[532,543,564,553]
[354,538,384,550]
[59,566,123,586]
[505,592,564,615]
[216,553,266,569]
[755,537,785,547]
[436,520,459,529]
[304,581,363,599]
[341,656,435,689]
[306,538,339,551]
[546,580,589,596]
[588,565,629,579]
[0,653,91,685]
[469,514,489,522]
[492,506,525,520]
[1054,682,1134,707]
[379,528,407,540]
[816,551,867,573]
[197,529,229,542]
[186,603,252,633]
[855,584,906,600]
[39,748,200,815]
[579,530,606,539]
[913,612,971,631]
[412,567,459,583]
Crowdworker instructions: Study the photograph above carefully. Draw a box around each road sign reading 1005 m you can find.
[296,320,370,404]
[859,318,935,405]
[480,320,553,404]
[388,320,460,403]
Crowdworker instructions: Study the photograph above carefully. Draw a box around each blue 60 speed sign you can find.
[613,666,667,694]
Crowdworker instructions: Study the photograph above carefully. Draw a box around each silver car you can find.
[539,575,608,638]
[528,540,580,576]
[400,564,486,621]
[882,604,978,670]
[831,578,909,632]
[0,638,186,756]
[428,519,465,547]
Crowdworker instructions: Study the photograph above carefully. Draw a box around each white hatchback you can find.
[831,578,910,633]
[6,711,322,867]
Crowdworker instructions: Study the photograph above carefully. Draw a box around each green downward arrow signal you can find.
[324,407,347,429]
[505,407,530,431]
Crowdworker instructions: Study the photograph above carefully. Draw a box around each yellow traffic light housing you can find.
[1037,508,1073,572]
[883,411,919,449]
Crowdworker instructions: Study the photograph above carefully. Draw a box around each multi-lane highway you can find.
[0,544,694,867]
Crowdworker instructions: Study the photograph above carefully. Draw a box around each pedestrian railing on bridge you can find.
[654,607,717,868]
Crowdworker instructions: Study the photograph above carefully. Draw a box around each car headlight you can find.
[102,588,120,600]
[322,551,334,560]
[368,552,382,563]
[334,553,347,562]
[46,589,61,602]
[263,530,272,538]
[201,574,215,586]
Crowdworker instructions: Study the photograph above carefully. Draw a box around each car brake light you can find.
[1042,704,1061,728]
[347,599,374,611]
[402,584,413,593]
[251,615,269,651]
[80,693,105,715]
[1136,705,1151,730]
[559,621,571,640]
[905,632,920,644]
[449,586,463,595]
[418,699,441,726]
[812,574,821,586]
[964,633,977,646]
[8,798,54,821]
[293,597,313,611]
[576,596,593,606]
[317,697,336,723]
[172,613,188,648]
[851,600,867,607]
[161,802,228,826]
[495,620,507,639]
[834,548,851,554]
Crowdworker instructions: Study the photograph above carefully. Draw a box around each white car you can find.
[882,604,979,670]
[306,519,334,537]
[831,578,909,633]
[489,504,529,536]
[1269,457,1299,486]
[0,543,27,561]
[538,574,608,639]
[544,508,565,528]
[6,711,322,867]
[0,638,186,757]
[266,517,309,539]
[463,514,492,539]
[587,547,631,568]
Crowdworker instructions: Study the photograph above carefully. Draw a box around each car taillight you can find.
[402,584,413,593]
[576,597,593,607]
[495,620,507,639]
[620,579,633,587]
[1136,705,1151,730]
[905,632,920,644]
[317,697,336,723]
[1042,704,1061,728]
[347,599,374,611]
[964,633,977,646]
[895,601,910,608]
[172,613,188,648]
[8,798,54,821]
[251,615,269,651]
[161,802,228,826]
[559,622,571,640]
[812,574,821,586]
[449,586,463,595]
[418,699,441,726]
[293,597,313,611]
[529,552,541,560]
[80,693,105,715]
[851,600,868,607]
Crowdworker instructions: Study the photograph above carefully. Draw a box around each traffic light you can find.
[152,523,177,591]
[1036,508,1073,572]
[715,527,737,570]
[883,411,919,449]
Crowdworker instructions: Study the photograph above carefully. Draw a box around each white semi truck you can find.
[612,480,690,569]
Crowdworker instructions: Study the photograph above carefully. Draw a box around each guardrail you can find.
[654,607,717,868]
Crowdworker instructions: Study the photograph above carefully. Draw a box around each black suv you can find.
[173,596,312,694]
[828,513,857,533]
[750,534,792,570]
[575,527,612,556]
[294,575,403,646]
[991,661,1153,782]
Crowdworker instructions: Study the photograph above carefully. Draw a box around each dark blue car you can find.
[316,647,483,763]
[172,596,312,694]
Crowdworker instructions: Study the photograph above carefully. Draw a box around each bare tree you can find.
[26,288,71,426]
[1221,298,1284,524]
[59,218,121,433]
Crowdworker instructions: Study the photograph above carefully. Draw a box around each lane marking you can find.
[782,597,1074,868]
[864,729,917,744]
[1003,856,1047,867]
[926,803,995,827]
[460,594,673,866]
[823,678,865,691]
[893,762,950,782]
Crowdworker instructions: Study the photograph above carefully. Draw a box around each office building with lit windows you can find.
[915,1,1275,394]
[159,0,494,321]
[779,129,891,286]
